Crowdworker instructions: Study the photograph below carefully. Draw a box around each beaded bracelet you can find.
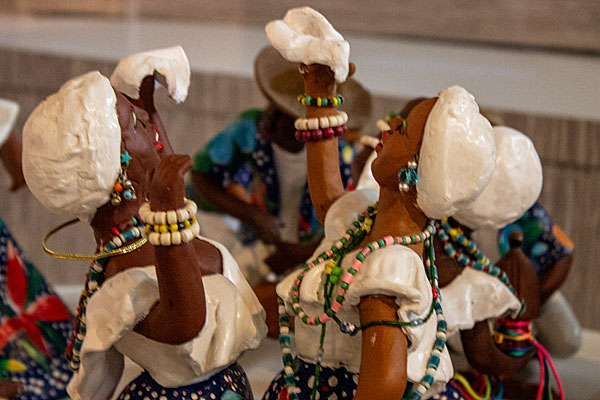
[145,219,200,246]
[145,216,197,234]
[139,198,197,225]
[294,124,348,142]
[294,111,348,131]
[297,94,344,107]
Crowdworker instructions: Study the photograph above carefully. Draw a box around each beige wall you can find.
[1,49,599,330]
[3,0,600,52]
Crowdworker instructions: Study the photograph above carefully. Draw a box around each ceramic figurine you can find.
[430,126,565,399]
[498,200,580,358]
[189,47,371,337]
[22,47,266,400]
[262,7,499,400]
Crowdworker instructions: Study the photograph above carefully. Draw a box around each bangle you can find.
[295,124,348,142]
[145,216,197,234]
[145,219,200,246]
[139,198,197,225]
[297,94,344,107]
[294,111,348,131]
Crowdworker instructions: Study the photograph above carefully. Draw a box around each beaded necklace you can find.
[436,218,516,295]
[66,222,145,371]
[492,319,564,400]
[278,205,448,400]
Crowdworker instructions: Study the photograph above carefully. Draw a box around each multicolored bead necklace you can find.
[66,219,145,371]
[278,205,448,400]
[493,319,564,400]
[436,218,516,295]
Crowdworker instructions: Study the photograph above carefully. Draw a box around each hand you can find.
[251,210,280,245]
[265,240,319,274]
[147,154,192,211]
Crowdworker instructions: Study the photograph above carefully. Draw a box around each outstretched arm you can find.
[191,170,281,245]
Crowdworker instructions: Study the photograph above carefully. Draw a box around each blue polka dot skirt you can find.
[117,363,253,400]
[262,358,357,400]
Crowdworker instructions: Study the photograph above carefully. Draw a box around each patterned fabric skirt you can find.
[262,358,358,400]
[117,363,253,400]
[0,217,73,400]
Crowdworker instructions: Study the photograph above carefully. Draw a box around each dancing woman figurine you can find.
[22,47,266,400]
[262,7,497,400]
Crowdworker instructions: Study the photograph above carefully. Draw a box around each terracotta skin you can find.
[0,131,26,191]
[88,76,222,345]
[0,380,22,399]
[300,60,437,400]
[190,104,320,337]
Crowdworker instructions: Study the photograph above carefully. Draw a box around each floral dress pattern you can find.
[498,202,574,276]
[0,217,73,400]
[191,109,355,244]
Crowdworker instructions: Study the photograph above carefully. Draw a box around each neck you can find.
[366,186,428,251]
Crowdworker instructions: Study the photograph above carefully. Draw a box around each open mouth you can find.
[375,142,383,153]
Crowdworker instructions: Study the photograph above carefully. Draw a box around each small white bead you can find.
[278,305,286,314]
[176,208,189,222]
[280,326,289,335]
[166,211,177,224]
[180,229,194,243]
[426,367,436,376]
[307,118,319,130]
[160,233,171,246]
[191,221,200,237]
[294,118,304,130]
[186,200,197,217]
[154,211,166,225]
[339,111,348,123]
[319,116,330,128]
[328,114,337,127]
[149,232,161,246]
[112,237,122,247]
[138,203,151,221]
[145,212,154,225]
[416,384,428,395]
[171,231,182,245]
[88,281,98,290]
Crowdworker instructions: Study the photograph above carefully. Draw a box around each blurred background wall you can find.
[0,1,599,331]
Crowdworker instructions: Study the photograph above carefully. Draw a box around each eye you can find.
[395,119,407,135]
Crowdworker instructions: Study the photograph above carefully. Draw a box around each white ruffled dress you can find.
[67,236,267,400]
[277,189,453,397]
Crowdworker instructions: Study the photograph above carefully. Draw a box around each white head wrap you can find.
[454,126,543,230]
[0,98,19,147]
[416,86,496,219]
[110,45,190,103]
[23,71,121,221]
[266,7,350,83]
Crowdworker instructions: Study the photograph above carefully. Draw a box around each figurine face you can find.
[371,97,437,190]
[115,91,173,197]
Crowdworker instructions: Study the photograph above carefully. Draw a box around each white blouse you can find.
[277,189,453,397]
[67,236,267,400]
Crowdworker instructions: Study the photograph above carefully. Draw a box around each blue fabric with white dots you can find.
[117,363,251,400]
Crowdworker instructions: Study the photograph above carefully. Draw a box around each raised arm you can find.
[132,155,209,344]
[300,64,349,223]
